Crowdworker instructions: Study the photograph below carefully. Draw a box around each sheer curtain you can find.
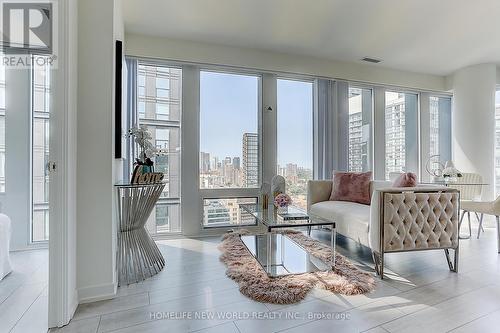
[124,58,137,181]
[313,79,349,180]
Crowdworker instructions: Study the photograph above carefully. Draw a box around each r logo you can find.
[2,1,52,54]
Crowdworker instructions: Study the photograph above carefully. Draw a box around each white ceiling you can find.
[122,0,500,76]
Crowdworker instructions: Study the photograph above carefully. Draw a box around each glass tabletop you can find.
[240,233,330,277]
[239,203,335,229]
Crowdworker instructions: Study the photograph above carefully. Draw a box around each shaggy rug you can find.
[218,230,376,304]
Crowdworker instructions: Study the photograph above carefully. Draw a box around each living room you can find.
[1,0,500,332]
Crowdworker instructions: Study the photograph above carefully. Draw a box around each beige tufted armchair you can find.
[308,180,460,279]
[371,186,460,278]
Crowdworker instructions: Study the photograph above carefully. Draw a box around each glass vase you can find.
[277,206,288,215]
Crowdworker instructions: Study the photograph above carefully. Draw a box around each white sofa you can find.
[307,180,460,278]
[0,213,12,280]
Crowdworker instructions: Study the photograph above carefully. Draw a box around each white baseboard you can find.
[77,281,117,304]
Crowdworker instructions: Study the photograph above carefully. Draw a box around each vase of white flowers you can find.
[127,125,157,183]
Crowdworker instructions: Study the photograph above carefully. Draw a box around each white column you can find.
[451,64,497,199]
[180,65,200,236]
[261,73,277,185]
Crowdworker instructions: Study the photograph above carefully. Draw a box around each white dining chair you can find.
[460,196,500,253]
[449,173,483,238]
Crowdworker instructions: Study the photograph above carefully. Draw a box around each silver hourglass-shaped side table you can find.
[115,182,166,286]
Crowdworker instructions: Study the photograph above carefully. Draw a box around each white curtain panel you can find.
[0,213,12,280]
[313,79,349,180]
[124,58,138,180]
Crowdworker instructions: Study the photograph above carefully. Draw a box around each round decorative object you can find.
[274,193,292,210]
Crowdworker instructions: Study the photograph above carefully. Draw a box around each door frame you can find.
[48,0,78,327]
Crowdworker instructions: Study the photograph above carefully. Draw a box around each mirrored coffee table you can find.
[240,233,330,277]
[239,204,336,277]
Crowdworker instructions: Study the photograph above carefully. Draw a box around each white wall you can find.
[77,0,121,302]
[125,33,447,92]
[450,64,497,199]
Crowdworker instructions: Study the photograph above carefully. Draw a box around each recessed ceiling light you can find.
[361,57,382,64]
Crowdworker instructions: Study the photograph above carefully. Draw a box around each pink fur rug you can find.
[218,230,376,304]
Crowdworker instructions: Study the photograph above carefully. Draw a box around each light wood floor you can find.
[0,248,48,333]
[6,216,500,333]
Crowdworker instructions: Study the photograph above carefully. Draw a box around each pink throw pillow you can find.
[329,171,372,205]
[392,172,417,187]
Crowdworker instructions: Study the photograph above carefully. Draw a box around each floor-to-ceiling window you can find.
[277,78,313,210]
[429,95,452,160]
[137,63,182,234]
[348,87,372,172]
[200,71,260,227]
[384,91,418,179]
[31,59,51,242]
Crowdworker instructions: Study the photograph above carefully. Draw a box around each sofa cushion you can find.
[309,201,370,247]
[329,171,372,205]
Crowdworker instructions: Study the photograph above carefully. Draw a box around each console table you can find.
[115,182,166,286]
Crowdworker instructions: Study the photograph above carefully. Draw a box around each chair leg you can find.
[372,251,384,279]
[477,213,484,239]
[445,248,459,272]
[496,216,500,254]
[474,213,485,232]
[459,210,466,230]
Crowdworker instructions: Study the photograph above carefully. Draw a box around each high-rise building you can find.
[211,156,219,171]
[242,133,258,187]
[429,97,440,157]
[203,198,254,226]
[285,163,298,183]
[347,88,371,173]
[348,91,363,172]
[200,152,210,173]
[385,93,406,177]
[137,64,182,234]
[232,157,240,169]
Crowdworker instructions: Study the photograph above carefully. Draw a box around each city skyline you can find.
[199,72,314,169]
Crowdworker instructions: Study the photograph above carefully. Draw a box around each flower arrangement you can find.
[127,125,167,183]
[127,125,156,162]
[274,193,292,208]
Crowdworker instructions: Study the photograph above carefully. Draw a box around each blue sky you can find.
[200,72,313,169]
